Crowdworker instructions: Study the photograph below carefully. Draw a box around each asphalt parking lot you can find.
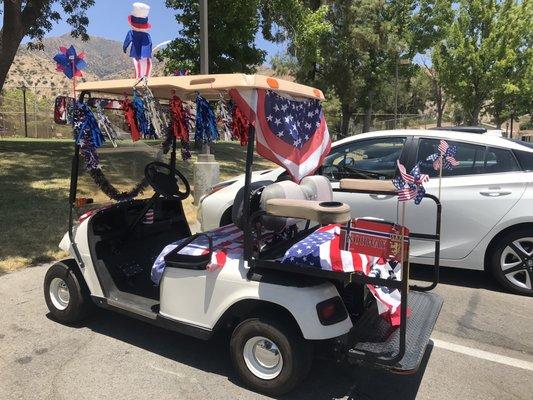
[0,264,532,400]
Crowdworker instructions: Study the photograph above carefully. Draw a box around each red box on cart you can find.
[341,218,409,261]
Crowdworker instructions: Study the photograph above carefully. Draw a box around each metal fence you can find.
[0,85,73,139]
[1,85,438,141]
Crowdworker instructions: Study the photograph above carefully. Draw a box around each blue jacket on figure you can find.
[123,30,152,60]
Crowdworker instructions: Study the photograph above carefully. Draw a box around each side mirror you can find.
[54,96,74,125]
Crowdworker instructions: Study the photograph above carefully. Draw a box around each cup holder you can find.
[318,201,344,208]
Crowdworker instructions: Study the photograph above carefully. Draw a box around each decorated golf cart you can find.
[44,74,443,396]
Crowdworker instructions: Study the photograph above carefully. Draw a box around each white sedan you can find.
[198,129,533,296]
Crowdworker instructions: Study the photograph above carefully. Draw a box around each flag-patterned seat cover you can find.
[151,224,403,326]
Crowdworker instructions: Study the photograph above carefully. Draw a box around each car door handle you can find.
[369,194,396,200]
[479,191,512,197]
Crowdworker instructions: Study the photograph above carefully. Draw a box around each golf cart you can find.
[44,74,443,396]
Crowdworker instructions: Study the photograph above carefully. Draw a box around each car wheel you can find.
[229,317,313,396]
[44,261,93,323]
[489,230,533,296]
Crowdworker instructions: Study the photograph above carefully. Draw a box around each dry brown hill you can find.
[4,33,165,99]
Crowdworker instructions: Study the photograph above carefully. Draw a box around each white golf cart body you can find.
[59,217,352,339]
[45,74,442,395]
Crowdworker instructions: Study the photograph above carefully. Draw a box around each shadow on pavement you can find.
[410,264,506,293]
[77,309,432,400]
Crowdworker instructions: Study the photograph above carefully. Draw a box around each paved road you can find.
[1,264,532,400]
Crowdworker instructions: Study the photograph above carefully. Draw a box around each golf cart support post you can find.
[67,74,441,373]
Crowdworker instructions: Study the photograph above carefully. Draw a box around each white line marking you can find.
[432,339,533,372]
[150,365,185,378]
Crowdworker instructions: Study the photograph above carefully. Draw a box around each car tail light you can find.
[316,297,347,326]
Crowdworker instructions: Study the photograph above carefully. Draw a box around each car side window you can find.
[485,147,520,173]
[322,137,406,180]
[417,139,519,177]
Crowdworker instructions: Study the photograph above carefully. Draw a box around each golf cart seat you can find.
[233,175,340,232]
[153,176,344,280]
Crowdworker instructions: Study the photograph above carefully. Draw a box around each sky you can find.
[22,0,285,64]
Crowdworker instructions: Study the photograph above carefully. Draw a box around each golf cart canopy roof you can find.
[76,74,325,102]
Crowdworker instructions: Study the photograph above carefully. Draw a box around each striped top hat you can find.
[128,2,151,31]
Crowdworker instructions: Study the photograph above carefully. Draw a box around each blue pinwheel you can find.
[426,139,459,171]
[53,45,87,79]
[392,161,430,205]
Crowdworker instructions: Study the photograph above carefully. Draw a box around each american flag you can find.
[151,224,245,284]
[230,88,331,182]
[282,225,404,326]
[393,161,429,204]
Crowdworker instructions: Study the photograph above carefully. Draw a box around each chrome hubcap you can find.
[49,277,70,310]
[500,237,533,291]
[243,336,283,380]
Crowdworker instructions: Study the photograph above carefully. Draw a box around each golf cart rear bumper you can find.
[345,291,442,373]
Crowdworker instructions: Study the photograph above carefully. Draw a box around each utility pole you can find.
[199,0,209,75]
[393,56,399,130]
[193,0,220,208]
[21,85,28,138]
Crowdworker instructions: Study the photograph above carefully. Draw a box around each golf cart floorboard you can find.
[348,291,443,373]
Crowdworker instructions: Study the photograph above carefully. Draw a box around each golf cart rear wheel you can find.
[230,317,312,396]
[489,229,533,296]
[44,261,92,323]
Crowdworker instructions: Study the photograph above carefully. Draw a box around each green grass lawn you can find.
[0,138,275,273]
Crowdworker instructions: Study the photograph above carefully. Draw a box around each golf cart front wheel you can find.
[44,261,92,323]
[230,317,312,396]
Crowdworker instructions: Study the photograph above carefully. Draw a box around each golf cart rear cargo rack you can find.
[243,126,442,371]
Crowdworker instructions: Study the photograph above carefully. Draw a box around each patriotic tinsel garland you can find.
[74,103,175,202]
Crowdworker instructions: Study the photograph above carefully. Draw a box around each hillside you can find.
[3,33,165,99]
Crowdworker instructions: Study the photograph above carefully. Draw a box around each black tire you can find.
[229,316,313,396]
[489,229,533,296]
[44,261,93,323]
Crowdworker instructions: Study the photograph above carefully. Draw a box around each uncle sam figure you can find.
[123,2,153,78]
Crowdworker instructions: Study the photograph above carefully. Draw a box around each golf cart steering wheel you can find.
[144,161,191,200]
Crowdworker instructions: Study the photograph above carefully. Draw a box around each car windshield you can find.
[76,139,171,213]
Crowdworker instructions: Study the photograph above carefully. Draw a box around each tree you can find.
[268,1,452,135]
[0,0,93,92]
[433,0,531,126]
[158,0,266,74]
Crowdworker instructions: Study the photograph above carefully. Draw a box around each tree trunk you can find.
[435,87,444,127]
[0,38,24,91]
[0,2,24,91]
[471,106,481,126]
[362,89,375,133]
[362,107,372,133]
[340,104,352,138]
[0,0,44,92]
[493,100,504,129]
